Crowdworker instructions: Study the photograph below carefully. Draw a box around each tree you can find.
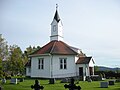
[0,34,8,77]
[0,34,8,61]
[24,45,33,56]
[0,58,3,77]
[7,45,24,75]
[24,45,40,56]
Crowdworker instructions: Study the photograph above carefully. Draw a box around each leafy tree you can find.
[0,58,3,77]
[7,45,24,75]
[0,34,8,77]
[0,34,8,61]
[24,45,40,56]
[0,34,42,77]
[24,45,33,56]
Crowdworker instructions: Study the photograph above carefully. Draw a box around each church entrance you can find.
[79,67,83,76]
[89,67,93,75]
[79,67,83,81]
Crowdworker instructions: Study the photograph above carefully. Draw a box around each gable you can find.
[89,58,95,66]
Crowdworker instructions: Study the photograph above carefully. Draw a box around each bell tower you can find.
[50,4,63,41]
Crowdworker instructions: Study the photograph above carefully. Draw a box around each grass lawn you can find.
[0,79,120,90]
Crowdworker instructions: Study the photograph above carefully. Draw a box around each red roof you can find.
[31,40,78,56]
[76,57,92,64]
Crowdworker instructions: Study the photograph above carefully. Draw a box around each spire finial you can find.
[56,4,58,10]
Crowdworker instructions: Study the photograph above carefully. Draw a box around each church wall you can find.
[52,55,76,78]
[31,56,51,78]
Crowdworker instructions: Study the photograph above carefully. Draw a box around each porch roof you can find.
[76,57,92,64]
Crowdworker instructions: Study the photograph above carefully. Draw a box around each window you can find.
[38,58,44,69]
[59,58,67,69]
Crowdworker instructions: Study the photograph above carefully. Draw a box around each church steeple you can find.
[50,4,63,41]
[54,4,60,22]
[54,10,60,22]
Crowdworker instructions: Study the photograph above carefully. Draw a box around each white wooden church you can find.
[25,6,95,80]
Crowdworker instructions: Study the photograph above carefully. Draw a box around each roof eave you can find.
[29,53,51,57]
[51,53,78,55]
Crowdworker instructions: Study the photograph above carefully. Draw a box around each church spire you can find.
[54,4,60,22]
[50,4,63,41]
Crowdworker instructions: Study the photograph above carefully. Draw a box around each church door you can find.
[79,67,83,76]
[89,67,93,75]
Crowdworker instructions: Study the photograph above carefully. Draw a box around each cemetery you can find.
[0,77,120,90]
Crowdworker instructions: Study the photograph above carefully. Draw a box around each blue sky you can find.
[0,0,120,67]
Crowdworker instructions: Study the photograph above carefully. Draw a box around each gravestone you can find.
[64,78,81,90]
[2,78,6,84]
[10,78,17,84]
[61,78,68,83]
[116,79,120,82]
[49,78,55,84]
[31,79,44,90]
[87,78,92,82]
[86,76,92,82]
[100,82,108,88]
[19,78,24,82]
[109,81,115,85]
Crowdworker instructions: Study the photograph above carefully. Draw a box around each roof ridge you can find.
[50,41,57,54]
[60,41,78,55]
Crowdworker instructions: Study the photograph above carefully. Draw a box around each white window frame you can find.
[59,58,67,69]
[38,58,44,70]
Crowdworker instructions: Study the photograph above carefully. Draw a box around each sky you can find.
[0,0,120,68]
